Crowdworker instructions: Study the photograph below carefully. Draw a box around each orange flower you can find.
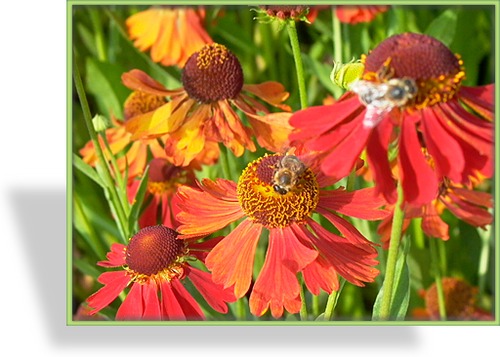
[336,5,389,24]
[123,43,292,167]
[126,6,213,68]
[176,150,388,318]
[412,277,494,321]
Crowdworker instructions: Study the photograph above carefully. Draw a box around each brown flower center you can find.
[182,43,244,104]
[362,32,465,110]
[125,225,187,282]
[237,154,319,229]
[123,91,167,121]
[259,5,309,20]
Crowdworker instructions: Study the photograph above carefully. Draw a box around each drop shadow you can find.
[10,186,419,350]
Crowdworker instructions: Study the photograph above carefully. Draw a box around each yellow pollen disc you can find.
[236,154,319,229]
[147,181,175,196]
[196,43,229,70]
[125,261,186,285]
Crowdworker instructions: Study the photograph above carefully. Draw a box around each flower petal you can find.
[116,282,144,320]
[421,203,449,240]
[160,280,186,320]
[243,82,291,111]
[186,266,236,313]
[170,278,204,320]
[205,219,262,298]
[122,69,180,96]
[86,271,130,315]
[398,115,438,205]
[97,243,126,267]
[459,84,494,121]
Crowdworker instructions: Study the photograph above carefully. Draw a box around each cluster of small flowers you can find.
[76,6,493,321]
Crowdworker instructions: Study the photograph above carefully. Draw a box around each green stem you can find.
[430,238,447,320]
[378,181,405,320]
[323,278,345,321]
[89,8,107,62]
[286,20,308,109]
[332,7,343,64]
[73,53,130,242]
[299,275,308,320]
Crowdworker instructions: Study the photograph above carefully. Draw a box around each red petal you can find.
[366,117,397,203]
[86,271,130,315]
[170,279,204,320]
[318,187,389,220]
[302,255,339,295]
[186,266,235,313]
[121,69,181,96]
[97,243,126,267]
[459,84,494,121]
[421,204,449,240]
[160,280,186,320]
[398,116,438,205]
[116,282,144,320]
[421,107,465,182]
[205,219,262,298]
[142,282,162,319]
[249,228,311,318]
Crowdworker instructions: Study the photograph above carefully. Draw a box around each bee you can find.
[349,77,418,128]
[272,154,306,195]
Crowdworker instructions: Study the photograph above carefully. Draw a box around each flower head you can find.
[126,6,213,68]
[127,158,197,229]
[176,151,389,318]
[413,277,494,321]
[254,5,312,24]
[123,43,292,166]
[290,32,494,206]
[86,225,234,320]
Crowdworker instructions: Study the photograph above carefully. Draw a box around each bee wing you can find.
[363,104,393,128]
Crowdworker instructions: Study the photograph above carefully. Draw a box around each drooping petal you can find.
[160,279,186,320]
[398,115,438,205]
[186,266,236,313]
[365,116,397,203]
[442,191,493,228]
[242,82,291,111]
[317,187,389,220]
[249,227,309,318]
[86,271,131,315]
[421,203,450,240]
[246,112,293,153]
[176,179,244,238]
[116,282,144,320]
[205,219,262,298]
[301,254,340,295]
[142,281,162,319]
[170,278,205,320]
[122,69,181,97]
[459,84,494,121]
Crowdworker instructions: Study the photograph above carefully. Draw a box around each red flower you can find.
[290,33,494,206]
[175,151,389,318]
[378,178,493,247]
[86,225,235,320]
[336,5,389,24]
[127,158,197,229]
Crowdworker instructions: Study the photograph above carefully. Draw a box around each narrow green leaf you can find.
[424,9,458,46]
[74,258,103,280]
[128,166,150,235]
[73,153,105,188]
[372,240,411,320]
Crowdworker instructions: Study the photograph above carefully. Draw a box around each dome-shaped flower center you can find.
[146,158,189,195]
[125,225,187,282]
[362,32,465,110]
[237,154,319,229]
[259,5,309,20]
[182,43,244,103]
[123,91,167,121]
[425,277,477,319]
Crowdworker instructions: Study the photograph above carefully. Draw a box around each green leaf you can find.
[372,240,411,320]
[128,166,150,235]
[84,57,129,118]
[74,258,103,280]
[73,153,105,189]
[424,9,458,46]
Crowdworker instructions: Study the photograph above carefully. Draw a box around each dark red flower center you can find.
[237,154,319,228]
[425,277,477,319]
[125,225,186,277]
[181,43,244,104]
[362,32,465,109]
[259,5,309,20]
